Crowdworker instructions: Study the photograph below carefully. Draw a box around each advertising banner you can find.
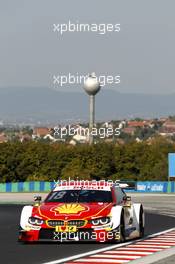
[168,153,175,178]
[137,181,167,193]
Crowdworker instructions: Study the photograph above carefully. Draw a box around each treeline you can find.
[0,138,174,182]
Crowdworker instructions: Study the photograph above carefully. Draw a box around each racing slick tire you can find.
[139,206,144,238]
[119,211,125,242]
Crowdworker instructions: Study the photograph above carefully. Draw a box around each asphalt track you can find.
[0,205,175,264]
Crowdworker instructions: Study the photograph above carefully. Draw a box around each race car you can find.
[18,181,144,243]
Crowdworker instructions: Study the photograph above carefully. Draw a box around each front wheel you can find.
[119,212,125,242]
[139,207,144,238]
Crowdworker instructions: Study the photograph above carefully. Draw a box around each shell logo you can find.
[54,204,86,214]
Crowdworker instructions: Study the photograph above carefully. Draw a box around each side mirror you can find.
[34,195,42,205]
[123,196,131,202]
[123,196,131,207]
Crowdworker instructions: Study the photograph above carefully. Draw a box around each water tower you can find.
[84,73,101,144]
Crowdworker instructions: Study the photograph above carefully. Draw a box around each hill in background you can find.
[0,87,175,123]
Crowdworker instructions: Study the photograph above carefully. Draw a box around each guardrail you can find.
[0,181,175,193]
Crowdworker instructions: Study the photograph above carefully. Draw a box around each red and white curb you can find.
[65,230,175,264]
[42,228,175,264]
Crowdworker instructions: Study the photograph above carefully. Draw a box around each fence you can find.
[0,181,175,193]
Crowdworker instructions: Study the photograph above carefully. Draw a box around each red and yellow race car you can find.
[18,181,144,243]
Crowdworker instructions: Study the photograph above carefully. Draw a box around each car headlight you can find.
[28,216,44,226]
[90,217,110,226]
[91,219,100,226]
[100,217,110,225]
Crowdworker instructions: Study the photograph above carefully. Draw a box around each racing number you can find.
[55,226,77,232]
[69,226,76,232]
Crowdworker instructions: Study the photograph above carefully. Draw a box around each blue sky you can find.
[0,0,175,94]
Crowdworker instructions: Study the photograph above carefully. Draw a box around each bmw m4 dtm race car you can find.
[18,181,144,243]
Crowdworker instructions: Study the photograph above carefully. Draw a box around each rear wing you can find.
[115,180,137,191]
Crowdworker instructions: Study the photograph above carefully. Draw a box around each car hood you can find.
[33,202,113,220]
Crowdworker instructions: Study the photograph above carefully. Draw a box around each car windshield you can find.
[45,189,113,203]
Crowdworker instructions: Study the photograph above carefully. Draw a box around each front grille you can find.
[47,220,64,227]
[47,220,86,227]
[67,220,86,227]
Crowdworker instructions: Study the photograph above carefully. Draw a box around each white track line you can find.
[144,239,175,242]
[89,254,140,259]
[104,250,152,255]
[41,227,175,264]
[128,245,170,248]
[136,242,175,246]
[74,259,129,263]
[116,247,162,250]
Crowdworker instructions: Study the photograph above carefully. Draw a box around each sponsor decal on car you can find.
[52,203,87,214]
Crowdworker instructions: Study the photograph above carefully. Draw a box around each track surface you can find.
[1,205,175,264]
